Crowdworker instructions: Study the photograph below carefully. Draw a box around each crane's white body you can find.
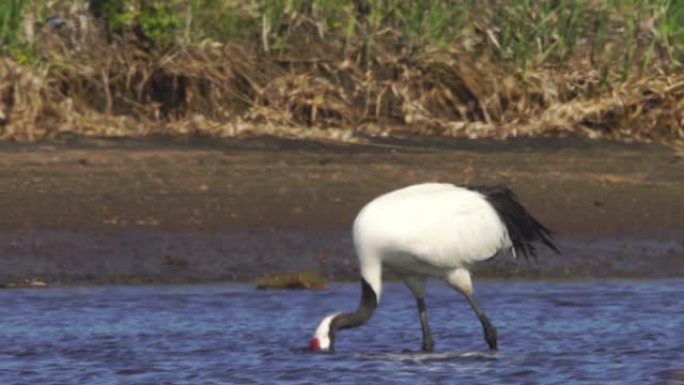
[310,182,556,352]
[352,183,512,300]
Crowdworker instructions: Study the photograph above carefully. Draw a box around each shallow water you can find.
[1,280,683,385]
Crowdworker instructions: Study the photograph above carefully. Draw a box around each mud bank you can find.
[0,137,682,285]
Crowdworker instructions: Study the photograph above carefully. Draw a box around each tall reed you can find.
[4,1,683,74]
[0,0,25,54]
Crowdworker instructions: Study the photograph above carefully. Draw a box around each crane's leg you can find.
[446,268,498,350]
[404,276,434,352]
[464,292,498,350]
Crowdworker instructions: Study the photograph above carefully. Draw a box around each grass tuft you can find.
[254,271,328,291]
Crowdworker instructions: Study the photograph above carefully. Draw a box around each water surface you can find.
[2,280,683,384]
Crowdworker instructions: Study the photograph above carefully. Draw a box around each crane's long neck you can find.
[329,278,378,348]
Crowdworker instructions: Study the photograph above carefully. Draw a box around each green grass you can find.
[0,0,25,54]
[4,1,684,75]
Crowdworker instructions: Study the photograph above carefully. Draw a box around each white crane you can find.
[310,183,558,352]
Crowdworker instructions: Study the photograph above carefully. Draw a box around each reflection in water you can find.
[1,280,683,384]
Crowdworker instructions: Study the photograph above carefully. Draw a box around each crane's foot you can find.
[483,323,498,350]
[421,339,435,352]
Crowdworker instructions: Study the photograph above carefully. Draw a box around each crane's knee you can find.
[446,268,473,296]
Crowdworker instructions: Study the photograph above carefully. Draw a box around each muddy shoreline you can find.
[0,137,682,286]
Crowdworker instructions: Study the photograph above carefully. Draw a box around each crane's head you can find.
[310,313,339,352]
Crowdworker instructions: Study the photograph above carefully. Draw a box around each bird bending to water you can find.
[310,183,558,352]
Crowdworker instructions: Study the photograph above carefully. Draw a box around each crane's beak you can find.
[309,338,322,351]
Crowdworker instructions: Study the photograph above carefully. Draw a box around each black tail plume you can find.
[469,185,559,260]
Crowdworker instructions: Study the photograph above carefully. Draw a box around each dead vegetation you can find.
[254,271,328,290]
[0,1,682,146]
[0,277,48,289]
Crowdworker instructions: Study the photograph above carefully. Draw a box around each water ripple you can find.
[1,280,683,384]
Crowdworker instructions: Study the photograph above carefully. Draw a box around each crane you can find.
[310,183,558,352]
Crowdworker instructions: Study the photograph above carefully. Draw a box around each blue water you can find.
[1,280,684,385]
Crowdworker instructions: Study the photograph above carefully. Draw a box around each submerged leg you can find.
[464,292,498,350]
[446,268,498,350]
[404,277,434,352]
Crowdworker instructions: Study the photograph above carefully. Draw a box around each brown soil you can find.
[0,136,682,286]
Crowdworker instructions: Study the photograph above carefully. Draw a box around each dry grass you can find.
[0,1,682,146]
[0,277,48,288]
[254,271,328,291]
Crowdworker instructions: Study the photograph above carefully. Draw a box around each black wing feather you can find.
[468,185,559,260]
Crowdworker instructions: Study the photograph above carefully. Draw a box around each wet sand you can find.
[0,136,682,285]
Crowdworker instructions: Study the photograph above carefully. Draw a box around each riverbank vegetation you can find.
[0,0,682,144]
